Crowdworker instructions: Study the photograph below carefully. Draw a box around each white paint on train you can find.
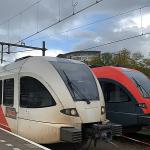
[0,56,110,144]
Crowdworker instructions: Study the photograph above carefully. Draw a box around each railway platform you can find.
[0,128,50,150]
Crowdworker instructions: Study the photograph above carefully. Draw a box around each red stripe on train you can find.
[0,106,11,131]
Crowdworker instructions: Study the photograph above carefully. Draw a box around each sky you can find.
[0,0,150,63]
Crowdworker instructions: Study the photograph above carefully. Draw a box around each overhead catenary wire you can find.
[3,0,150,45]
[2,0,103,54]
[1,0,149,29]
[55,2,150,34]
[4,31,150,54]
[15,0,103,44]
[1,0,150,62]
[0,0,42,27]
[26,2,150,44]
[1,0,150,45]
[77,32,149,51]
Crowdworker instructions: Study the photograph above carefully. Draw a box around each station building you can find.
[57,51,101,64]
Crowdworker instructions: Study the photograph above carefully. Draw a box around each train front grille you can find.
[60,127,82,143]
[111,123,122,136]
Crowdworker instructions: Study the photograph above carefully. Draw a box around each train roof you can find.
[0,56,84,76]
[93,66,138,73]
[92,66,141,80]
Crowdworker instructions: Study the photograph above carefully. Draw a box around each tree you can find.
[89,56,104,66]
[112,49,131,67]
[132,52,144,61]
[101,53,113,65]
[88,49,150,77]
[143,58,150,66]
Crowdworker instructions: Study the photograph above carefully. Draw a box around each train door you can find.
[99,79,138,126]
[2,75,19,133]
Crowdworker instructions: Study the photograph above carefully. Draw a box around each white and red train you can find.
[0,56,114,144]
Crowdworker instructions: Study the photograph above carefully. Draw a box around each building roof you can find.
[57,50,101,57]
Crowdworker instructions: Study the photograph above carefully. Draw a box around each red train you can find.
[92,66,150,132]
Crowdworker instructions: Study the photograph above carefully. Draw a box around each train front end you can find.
[50,58,115,144]
[18,57,121,144]
[91,66,150,132]
[122,68,150,127]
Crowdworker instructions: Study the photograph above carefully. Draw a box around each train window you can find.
[0,81,2,104]
[123,69,150,98]
[20,77,56,108]
[3,79,14,106]
[100,81,130,103]
[51,61,99,101]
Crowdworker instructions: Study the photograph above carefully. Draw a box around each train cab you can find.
[92,66,150,132]
[0,56,117,145]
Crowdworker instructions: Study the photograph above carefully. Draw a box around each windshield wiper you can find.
[63,70,91,104]
[132,77,150,98]
[62,70,76,98]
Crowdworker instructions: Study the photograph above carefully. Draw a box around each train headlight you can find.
[65,109,70,115]
[70,109,77,116]
[101,106,105,114]
[60,108,79,117]
[137,103,147,109]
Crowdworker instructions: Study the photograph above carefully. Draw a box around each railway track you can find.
[124,133,150,143]
[113,133,150,150]
[45,132,150,150]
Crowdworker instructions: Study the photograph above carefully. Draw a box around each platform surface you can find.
[0,128,50,150]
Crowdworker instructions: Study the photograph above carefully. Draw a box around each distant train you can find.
[92,66,150,132]
[0,56,117,144]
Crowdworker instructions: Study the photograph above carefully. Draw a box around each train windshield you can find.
[51,61,99,102]
[123,69,150,98]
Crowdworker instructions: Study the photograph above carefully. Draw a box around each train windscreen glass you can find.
[51,61,99,101]
[123,69,150,98]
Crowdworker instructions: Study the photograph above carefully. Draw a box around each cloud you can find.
[114,13,150,33]
[68,31,98,39]
[15,49,64,59]
[0,0,150,64]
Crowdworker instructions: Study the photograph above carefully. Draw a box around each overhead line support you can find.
[0,41,47,63]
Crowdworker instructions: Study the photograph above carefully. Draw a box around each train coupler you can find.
[82,123,112,147]
[82,122,122,147]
